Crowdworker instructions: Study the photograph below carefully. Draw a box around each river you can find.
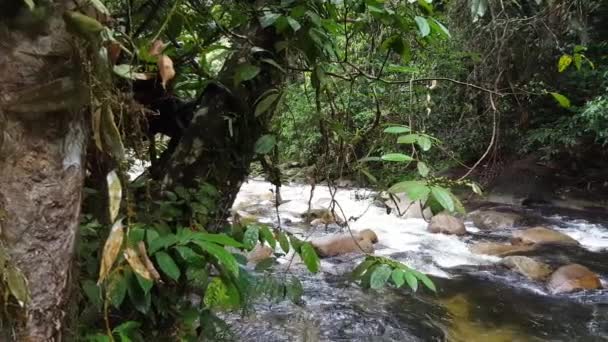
[223,178,608,341]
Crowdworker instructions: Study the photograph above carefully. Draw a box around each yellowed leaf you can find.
[149,40,167,57]
[106,170,122,222]
[6,264,29,307]
[101,104,125,160]
[124,247,152,281]
[98,218,124,284]
[138,241,161,282]
[158,54,175,89]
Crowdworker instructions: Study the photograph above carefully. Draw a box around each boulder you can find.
[469,242,536,257]
[512,227,579,246]
[247,244,274,264]
[547,264,602,294]
[467,209,523,230]
[502,256,552,281]
[311,229,378,258]
[428,213,466,235]
[301,208,344,224]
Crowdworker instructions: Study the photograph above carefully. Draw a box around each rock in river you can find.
[512,226,579,246]
[467,209,523,230]
[428,213,466,235]
[547,264,602,294]
[469,242,537,257]
[502,256,552,281]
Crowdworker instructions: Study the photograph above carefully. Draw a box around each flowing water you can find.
[225,178,608,341]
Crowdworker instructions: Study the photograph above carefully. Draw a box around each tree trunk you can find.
[154,24,285,229]
[0,4,87,340]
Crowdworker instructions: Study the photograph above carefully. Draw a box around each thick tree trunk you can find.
[155,24,285,229]
[0,4,86,340]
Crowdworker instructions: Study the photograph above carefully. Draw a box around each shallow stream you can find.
[225,179,608,341]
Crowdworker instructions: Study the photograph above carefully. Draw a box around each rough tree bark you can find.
[0,2,87,340]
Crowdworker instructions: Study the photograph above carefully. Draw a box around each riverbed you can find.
[224,178,608,341]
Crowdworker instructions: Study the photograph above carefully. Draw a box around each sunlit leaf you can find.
[389,181,430,201]
[300,243,319,273]
[558,54,572,73]
[86,0,110,15]
[370,264,391,289]
[417,135,432,151]
[381,153,413,162]
[397,134,417,144]
[391,268,405,288]
[243,226,260,249]
[286,16,301,31]
[259,226,277,249]
[431,186,454,212]
[106,171,122,222]
[404,271,419,291]
[384,126,411,134]
[203,277,229,308]
[413,271,436,292]
[550,92,571,108]
[417,161,430,177]
[23,0,34,10]
[196,241,239,277]
[414,16,431,37]
[193,232,244,248]
[430,18,451,38]
[98,218,124,284]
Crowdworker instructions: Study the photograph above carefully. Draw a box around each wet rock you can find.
[469,242,536,257]
[502,256,552,281]
[301,208,344,225]
[247,244,274,264]
[336,178,354,188]
[512,227,579,246]
[547,264,602,294]
[467,209,523,230]
[428,213,466,235]
[311,229,378,258]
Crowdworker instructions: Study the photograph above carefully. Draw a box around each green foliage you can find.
[352,256,436,293]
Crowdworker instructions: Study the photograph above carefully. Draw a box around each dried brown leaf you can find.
[149,40,167,57]
[124,247,152,281]
[158,54,175,89]
[138,241,161,282]
[107,42,122,65]
[106,170,122,222]
[98,218,124,284]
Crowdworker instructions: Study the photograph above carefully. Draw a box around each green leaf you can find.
[413,271,436,292]
[451,193,466,214]
[234,63,260,85]
[23,0,35,10]
[370,264,392,290]
[286,16,301,31]
[391,269,405,288]
[431,186,454,212]
[259,226,277,249]
[286,276,304,303]
[573,53,583,70]
[417,135,432,151]
[243,226,260,249]
[470,182,483,195]
[196,241,239,277]
[300,243,320,273]
[558,54,573,73]
[112,321,141,335]
[384,126,411,134]
[417,162,430,177]
[175,246,205,266]
[260,58,286,73]
[254,257,275,271]
[155,251,181,281]
[352,258,376,279]
[404,271,419,291]
[389,181,430,201]
[381,36,411,62]
[255,93,280,117]
[204,277,230,308]
[430,18,451,38]
[86,0,110,15]
[278,232,290,253]
[417,0,433,13]
[166,12,184,38]
[397,134,418,144]
[381,153,413,162]
[82,280,102,310]
[260,12,280,28]
[193,233,243,248]
[414,16,431,37]
[254,134,276,154]
[550,92,571,108]
[108,272,128,309]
